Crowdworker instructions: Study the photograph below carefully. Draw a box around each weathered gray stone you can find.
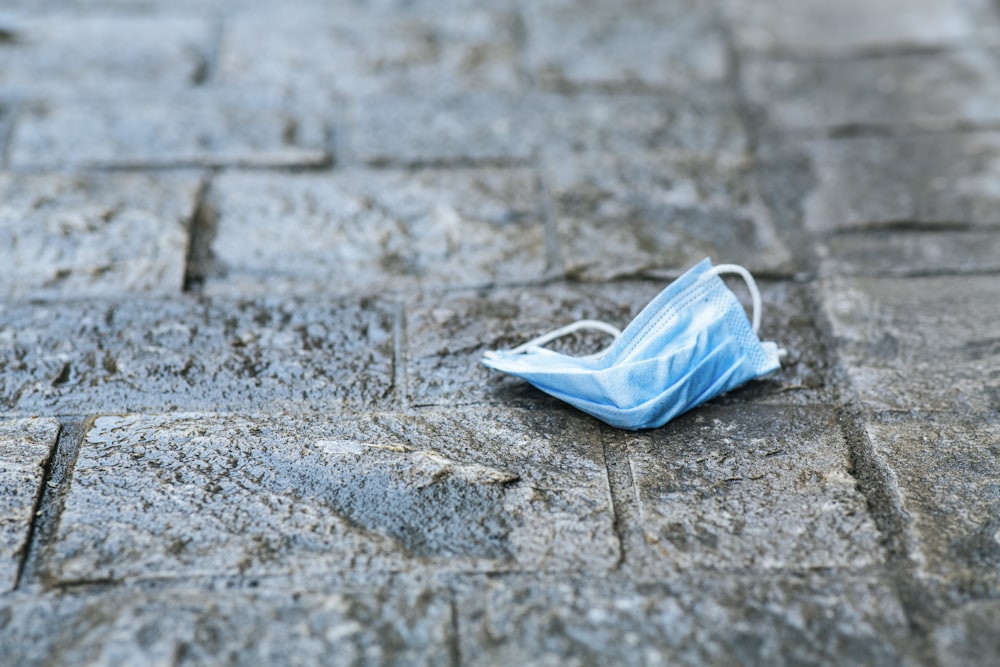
[44,410,616,583]
[935,599,1000,667]
[723,0,1000,56]
[547,152,791,280]
[819,230,1000,277]
[864,415,1000,599]
[522,0,729,92]
[534,90,748,158]
[347,91,748,167]
[743,49,1000,135]
[346,93,536,167]
[0,585,453,666]
[454,573,914,666]
[0,15,211,95]
[8,92,330,169]
[0,418,57,592]
[217,9,520,100]
[614,404,882,571]
[0,171,200,299]
[408,279,832,410]
[0,297,395,415]
[802,133,1000,233]
[821,274,1000,413]
[203,168,548,295]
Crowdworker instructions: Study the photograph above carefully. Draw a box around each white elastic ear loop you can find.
[505,319,622,356]
[704,263,762,333]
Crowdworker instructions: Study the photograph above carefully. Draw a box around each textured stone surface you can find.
[821,275,1000,414]
[0,297,395,415]
[0,172,200,299]
[0,16,211,95]
[348,91,747,166]
[408,279,831,409]
[724,0,1000,56]
[522,0,728,91]
[203,168,547,295]
[0,418,58,592]
[547,152,791,280]
[802,133,1000,233]
[864,416,1000,598]
[454,573,913,666]
[217,9,520,100]
[935,599,1000,667]
[0,585,453,666]
[616,404,882,571]
[819,231,1000,277]
[44,409,617,583]
[8,93,329,169]
[743,49,1000,135]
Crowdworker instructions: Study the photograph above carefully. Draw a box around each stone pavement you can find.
[0,0,999,664]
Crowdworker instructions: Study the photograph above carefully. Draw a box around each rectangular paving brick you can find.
[819,230,1000,277]
[203,168,548,295]
[44,409,617,583]
[864,415,1000,602]
[0,171,200,299]
[0,418,58,592]
[407,279,832,410]
[546,152,792,281]
[802,133,1000,233]
[217,8,520,100]
[613,404,883,571]
[453,572,914,666]
[743,49,1000,135]
[0,15,212,95]
[8,92,330,169]
[0,297,396,415]
[820,275,1000,413]
[522,0,729,92]
[724,0,1000,56]
[347,90,748,166]
[0,585,453,666]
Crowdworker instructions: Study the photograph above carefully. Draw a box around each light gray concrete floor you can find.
[1,0,999,664]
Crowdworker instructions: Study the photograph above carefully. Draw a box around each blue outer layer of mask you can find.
[482,259,782,430]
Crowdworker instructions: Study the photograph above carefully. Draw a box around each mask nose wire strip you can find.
[505,319,622,356]
[703,263,761,333]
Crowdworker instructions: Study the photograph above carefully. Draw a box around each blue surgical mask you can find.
[482,259,783,430]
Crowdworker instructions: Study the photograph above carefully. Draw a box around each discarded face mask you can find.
[482,259,783,430]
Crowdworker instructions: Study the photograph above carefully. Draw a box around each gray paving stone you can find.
[216,9,520,100]
[614,404,882,572]
[522,0,729,92]
[802,133,1000,234]
[0,297,395,415]
[408,279,832,410]
[0,15,211,95]
[347,91,748,166]
[203,168,547,295]
[864,415,1000,599]
[454,572,914,666]
[935,599,1000,667]
[8,92,330,169]
[547,152,791,280]
[0,585,453,666]
[0,418,58,592]
[821,275,1000,413]
[0,171,200,299]
[723,0,1000,56]
[743,49,1000,135]
[44,409,617,583]
[819,230,1000,277]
